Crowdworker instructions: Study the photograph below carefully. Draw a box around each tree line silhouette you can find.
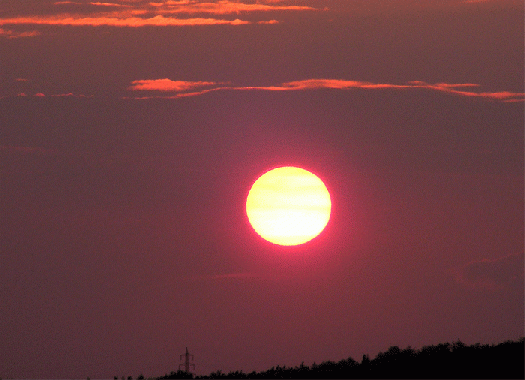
[156,338,524,379]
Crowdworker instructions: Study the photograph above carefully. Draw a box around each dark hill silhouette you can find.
[156,338,524,379]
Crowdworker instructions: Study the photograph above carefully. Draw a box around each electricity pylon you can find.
[179,347,195,374]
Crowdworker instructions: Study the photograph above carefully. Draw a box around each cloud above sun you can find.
[4,76,523,101]
[126,78,525,102]
[129,79,220,91]
[0,0,320,28]
[0,15,251,27]
[146,1,316,15]
[1,0,518,32]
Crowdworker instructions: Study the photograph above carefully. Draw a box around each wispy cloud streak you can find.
[0,0,320,28]
[1,92,93,98]
[128,79,221,91]
[127,78,525,102]
[148,1,316,15]
[408,81,525,101]
[0,15,250,27]
[0,27,40,38]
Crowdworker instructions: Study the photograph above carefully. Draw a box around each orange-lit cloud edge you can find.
[2,92,93,99]
[0,15,250,27]
[0,0,320,29]
[0,0,516,34]
[126,78,525,102]
[0,27,40,38]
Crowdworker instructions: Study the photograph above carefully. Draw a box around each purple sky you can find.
[1,0,523,378]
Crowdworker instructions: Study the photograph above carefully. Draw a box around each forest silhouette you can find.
[155,338,524,379]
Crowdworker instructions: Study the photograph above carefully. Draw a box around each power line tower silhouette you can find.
[179,347,195,374]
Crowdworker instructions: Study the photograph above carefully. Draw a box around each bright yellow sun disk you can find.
[246,166,331,246]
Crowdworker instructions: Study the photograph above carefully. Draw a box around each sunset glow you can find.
[1,0,523,377]
[246,167,331,246]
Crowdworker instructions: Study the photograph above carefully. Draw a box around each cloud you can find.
[90,2,125,6]
[0,0,321,29]
[0,27,40,38]
[149,0,317,15]
[257,19,279,24]
[261,79,412,90]
[127,78,525,102]
[409,81,525,101]
[50,92,94,97]
[0,15,250,27]
[0,92,93,98]
[452,253,524,291]
[128,78,220,91]
[0,85,95,98]
[55,1,128,6]
[270,80,524,101]
[126,79,230,99]
[8,77,521,102]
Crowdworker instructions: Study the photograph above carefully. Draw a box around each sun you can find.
[246,166,331,246]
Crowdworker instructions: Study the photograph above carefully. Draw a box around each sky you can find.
[0,0,523,378]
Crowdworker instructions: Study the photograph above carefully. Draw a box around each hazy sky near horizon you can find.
[1,0,523,378]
